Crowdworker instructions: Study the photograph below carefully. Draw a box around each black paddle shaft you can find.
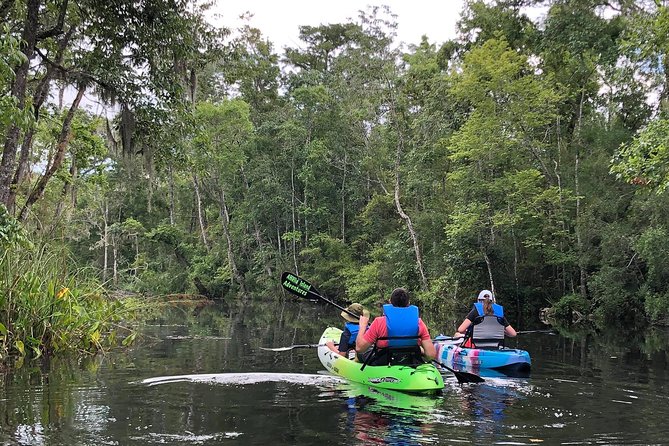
[281,272,360,320]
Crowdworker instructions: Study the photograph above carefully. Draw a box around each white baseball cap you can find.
[477,289,495,303]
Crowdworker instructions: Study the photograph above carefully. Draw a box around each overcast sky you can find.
[212,1,465,50]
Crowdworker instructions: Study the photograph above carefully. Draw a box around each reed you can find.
[0,206,137,360]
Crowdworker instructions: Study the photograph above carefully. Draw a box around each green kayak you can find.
[317,327,444,393]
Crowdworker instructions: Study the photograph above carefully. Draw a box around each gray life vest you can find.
[471,302,506,348]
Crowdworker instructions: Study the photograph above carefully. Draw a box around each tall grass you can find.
[0,205,137,361]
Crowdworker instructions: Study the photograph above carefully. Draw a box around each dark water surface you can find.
[1,298,668,445]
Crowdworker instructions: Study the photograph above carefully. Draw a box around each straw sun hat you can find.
[340,303,370,323]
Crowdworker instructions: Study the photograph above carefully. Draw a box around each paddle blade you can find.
[260,344,321,352]
[281,272,323,300]
[434,361,485,384]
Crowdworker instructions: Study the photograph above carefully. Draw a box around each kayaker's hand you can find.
[453,332,464,339]
[358,315,369,329]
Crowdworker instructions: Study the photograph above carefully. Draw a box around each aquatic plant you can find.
[0,205,137,361]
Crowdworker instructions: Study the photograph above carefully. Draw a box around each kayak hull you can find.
[434,339,531,377]
[318,327,444,393]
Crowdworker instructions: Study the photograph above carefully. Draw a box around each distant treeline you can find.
[3,0,669,340]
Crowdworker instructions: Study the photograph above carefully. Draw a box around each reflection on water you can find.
[456,379,529,441]
[1,299,669,445]
[336,383,442,445]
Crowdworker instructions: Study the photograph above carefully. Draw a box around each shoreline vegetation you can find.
[3,1,669,364]
[0,208,138,364]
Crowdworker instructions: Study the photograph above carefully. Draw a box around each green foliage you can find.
[299,233,353,298]
[588,265,645,327]
[344,261,384,308]
[551,293,590,322]
[0,204,30,249]
[0,238,137,360]
[636,226,669,288]
[611,118,669,193]
[0,24,31,131]
[7,0,669,339]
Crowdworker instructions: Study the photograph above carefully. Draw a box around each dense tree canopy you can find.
[3,0,669,340]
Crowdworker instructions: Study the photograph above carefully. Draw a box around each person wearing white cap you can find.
[453,289,517,348]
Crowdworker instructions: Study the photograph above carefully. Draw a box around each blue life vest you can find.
[344,322,360,347]
[383,304,419,347]
[474,302,504,319]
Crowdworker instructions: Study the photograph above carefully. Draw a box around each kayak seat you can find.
[466,316,506,348]
[360,336,424,370]
[462,320,505,349]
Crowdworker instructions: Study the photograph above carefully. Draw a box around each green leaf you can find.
[122,332,137,346]
[15,340,25,356]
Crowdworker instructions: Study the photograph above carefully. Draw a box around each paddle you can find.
[280,271,484,384]
[260,344,323,352]
[264,338,460,352]
[281,271,360,320]
[433,361,486,384]
[517,329,554,335]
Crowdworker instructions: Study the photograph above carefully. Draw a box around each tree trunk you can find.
[7,30,69,213]
[385,75,428,291]
[168,165,175,225]
[219,188,246,295]
[102,200,109,283]
[52,155,76,225]
[483,250,496,297]
[290,161,299,275]
[341,150,347,243]
[0,0,40,206]
[241,165,272,279]
[19,85,85,221]
[662,36,669,116]
[134,234,139,276]
[192,173,209,250]
[112,234,118,286]
[390,116,428,291]
[574,89,588,299]
[393,172,428,291]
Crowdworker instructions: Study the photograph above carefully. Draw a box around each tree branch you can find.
[34,47,116,92]
[36,0,69,40]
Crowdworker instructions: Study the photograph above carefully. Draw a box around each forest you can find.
[2,0,669,359]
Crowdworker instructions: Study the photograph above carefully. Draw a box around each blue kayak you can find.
[434,337,531,377]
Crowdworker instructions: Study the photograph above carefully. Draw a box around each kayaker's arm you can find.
[356,315,372,352]
[325,341,339,353]
[454,319,472,337]
[505,325,517,337]
[421,338,436,360]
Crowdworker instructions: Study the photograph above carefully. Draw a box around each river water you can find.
[1,298,668,445]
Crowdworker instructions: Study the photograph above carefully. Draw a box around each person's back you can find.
[455,290,517,348]
[356,288,436,365]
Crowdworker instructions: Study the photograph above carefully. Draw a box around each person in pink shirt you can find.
[355,287,436,366]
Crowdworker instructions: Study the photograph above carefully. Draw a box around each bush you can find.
[551,293,589,322]
[0,222,137,360]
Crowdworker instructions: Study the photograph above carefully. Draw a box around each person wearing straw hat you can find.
[453,289,517,348]
[326,303,370,359]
